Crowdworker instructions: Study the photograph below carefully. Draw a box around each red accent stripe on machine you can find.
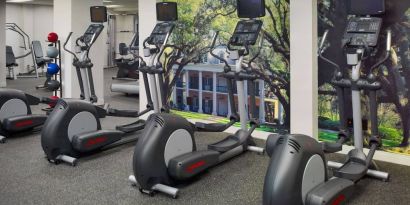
[331,194,346,205]
[186,160,206,173]
[85,137,108,148]
[14,120,34,128]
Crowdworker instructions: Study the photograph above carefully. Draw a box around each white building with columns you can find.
[170,48,281,124]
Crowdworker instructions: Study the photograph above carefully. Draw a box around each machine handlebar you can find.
[248,33,264,68]
[370,29,392,73]
[319,30,329,51]
[210,31,231,70]
[318,30,341,72]
[64,32,78,60]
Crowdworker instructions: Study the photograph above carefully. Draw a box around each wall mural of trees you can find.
[318,0,410,155]
[163,0,410,156]
[165,0,290,128]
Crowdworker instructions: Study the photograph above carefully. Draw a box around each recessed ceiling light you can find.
[6,0,34,2]
[106,5,122,8]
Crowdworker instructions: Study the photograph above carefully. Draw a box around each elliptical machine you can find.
[128,2,265,198]
[41,7,144,166]
[263,1,390,204]
[0,89,48,143]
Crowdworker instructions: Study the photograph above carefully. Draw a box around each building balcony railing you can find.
[203,84,213,91]
[177,83,260,96]
[217,86,228,93]
[189,83,199,90]
[176,81,185,88]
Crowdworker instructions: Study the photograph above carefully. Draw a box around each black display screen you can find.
[157,2,178,21]
[90,6,107,23]
[347,0,385,15]
[148,23,175,45]
[237,0,266,18]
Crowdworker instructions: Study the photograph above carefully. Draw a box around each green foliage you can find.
[319,130,338,142]
[164,0,237,53]
[318,116,339,131]
[378,104,401,128]
[379,126,402,142]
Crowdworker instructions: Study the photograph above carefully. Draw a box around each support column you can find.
[290,0,318,138]
[0,1,6,87]
[244,80,248,120]
[172,70,177,108]
[198,71,203,113]
[185,70,190,111]
[259,80,265,123]
[54,0,105,104]
[138,0,156,118]
[227,94,232,118]
[212,72,217,115]
[278,103,284,125]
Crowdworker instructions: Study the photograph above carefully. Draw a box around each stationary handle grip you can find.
[386,29,391,52]
[370,29,392,73]
[248,32,264,67]
[318,30,340,72]
[64,32,78,60]
[319,30,329,51]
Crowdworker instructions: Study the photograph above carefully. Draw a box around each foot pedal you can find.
[208,135,240,152]
[334,161,367,182]
[116,119,145,133]
[72,130,123,152]
[195,122,227,132]
[322,141,343,153]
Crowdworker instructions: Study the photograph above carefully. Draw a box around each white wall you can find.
[115,15,136,58]
[290,0,318,138]
[54,0,105,104]
[0,1,6,87]
[138,0,157,118]
[6,4,53,74]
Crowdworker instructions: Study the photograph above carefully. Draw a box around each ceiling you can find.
[6,0,138,14]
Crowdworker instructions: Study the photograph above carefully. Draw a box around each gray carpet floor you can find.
[0,68,409,205]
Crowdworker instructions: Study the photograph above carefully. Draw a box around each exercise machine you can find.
[5,23,47,79]
[41,6,143,166]
[128,1,265,198]
[111,33,140,95]
[1,42,58,143]
[0,89,50,143]
[5,46,18,80]
[263,0,390,204]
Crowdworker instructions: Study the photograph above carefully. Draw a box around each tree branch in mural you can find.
[319,0,410,146]
[252,0,290,127]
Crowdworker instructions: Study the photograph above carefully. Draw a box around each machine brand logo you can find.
[186,160,206,173]
[331,194,346,205]
[14,120,34,128]
[85,137,108,148]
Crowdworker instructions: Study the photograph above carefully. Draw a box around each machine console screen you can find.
[83,24,105,45]
[343,17,382,47]
[230,20,263,46]
[148,22,175,45]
